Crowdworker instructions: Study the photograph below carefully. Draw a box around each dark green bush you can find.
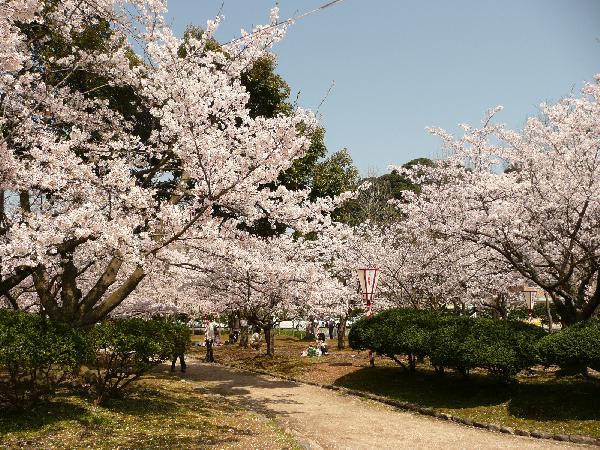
[350,308,444,371]
[0,309,85,407]
[533,302,560,327]
[537,318,600,373]
[82,318,190,404]
[428,315,473,375]
[350,308,546,378]
[431,318,545,378]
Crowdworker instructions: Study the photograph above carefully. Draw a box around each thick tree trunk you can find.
[545,293,553,332]
[264,326,275,357]
[30,261,145,327]
[337,315,347,350]
[231,313,240,331]
[239,324,249,348]
[482,238,600,327]
[0,266,33,298]
[305,315,315,340]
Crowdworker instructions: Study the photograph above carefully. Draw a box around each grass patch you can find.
[0,373,299,449]
[334,365,600,437]
[210,335,315,378]
[215,333,600,437]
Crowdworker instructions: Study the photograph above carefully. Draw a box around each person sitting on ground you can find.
[250,328,262,351]
[316,334,328,355]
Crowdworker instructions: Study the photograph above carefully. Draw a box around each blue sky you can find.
[165,0,600,175]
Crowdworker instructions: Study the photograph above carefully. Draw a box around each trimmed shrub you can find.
[431,318,545,378]
[428,315,473,375]
[350,308,443,371]
[82,318,190,405]
[0,309,85,407]
[350,308,546,379]
[537,318,600,373]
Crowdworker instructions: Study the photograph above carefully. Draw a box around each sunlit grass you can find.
[0,373,299,449]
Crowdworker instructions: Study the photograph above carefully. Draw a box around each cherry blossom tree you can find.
[320,218,522,322]
[376,224,524,317]
[307,223,388,348]
[159,231,346,356]
[0,1,338,325]
[398,76,600,325]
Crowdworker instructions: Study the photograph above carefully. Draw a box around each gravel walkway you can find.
[182,361,589,450]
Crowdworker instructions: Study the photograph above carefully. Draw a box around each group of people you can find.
[170,317,341,371]
[301,317,344,358]
[301,325,331,357]
[171,318,222,371]
[311,318,339,340]
[228,320,262,351]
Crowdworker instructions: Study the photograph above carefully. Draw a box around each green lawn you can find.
[335,365,600,437]
[0,373,299,449]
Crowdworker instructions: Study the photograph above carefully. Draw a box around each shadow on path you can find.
[156,360,584,449]
[157,360,303,419]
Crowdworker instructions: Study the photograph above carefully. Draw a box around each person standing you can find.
[328,319,335,340]
[205,318,215,363]
[171,327,187,373]
[214,322,221,346]
[239,318,249,348]
[171,353,186,373]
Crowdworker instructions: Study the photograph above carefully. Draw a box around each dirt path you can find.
[176,360,587,450]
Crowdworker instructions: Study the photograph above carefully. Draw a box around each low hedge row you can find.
[0,310,190,407]
[349,308,546,378]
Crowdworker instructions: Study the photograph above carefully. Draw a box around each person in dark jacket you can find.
[171,324,188,373]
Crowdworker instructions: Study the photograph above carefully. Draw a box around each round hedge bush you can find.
[430,317,545,378]
[537,317,600,373]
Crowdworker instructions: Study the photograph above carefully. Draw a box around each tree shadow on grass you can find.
[168,362,300,392]
[507,376,600,421]
[102,375,277,449]
[167,362,304,419]
[109,427,253,449]
[0,398,88,434]
[1,371,297,449]
[101,392,179,416]
[333,366,511,409]
[334,366,600,423]
[215,351,313,378]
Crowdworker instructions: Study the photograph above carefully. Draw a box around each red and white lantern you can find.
[523,286,537,321]
[357,268,380,318]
